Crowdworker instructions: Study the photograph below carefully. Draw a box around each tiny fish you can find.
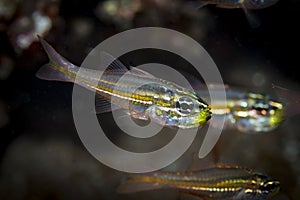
[117,164,280,200]
[189,0,279,28]
[197,85,284,133]
[196,0,279,9]
[35,36,211,129]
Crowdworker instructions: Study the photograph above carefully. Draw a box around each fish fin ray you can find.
[241,4,261,28]
[35,63,73,82]
[272,83,300,118]
[99,51,129,73]
[100,52,157,78]
[36,35,77,82]
[94,95,120,114]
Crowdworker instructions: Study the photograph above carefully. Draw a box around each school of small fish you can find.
[34,1,285,199]
[36,35,286,199]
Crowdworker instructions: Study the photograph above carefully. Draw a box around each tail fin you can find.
[36,35,77,82]
[272,84,300,118]
[117,174,166,194]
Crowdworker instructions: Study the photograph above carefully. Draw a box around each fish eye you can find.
[259,180,280,195]
[264,181,279,191]
[176,96,195,114]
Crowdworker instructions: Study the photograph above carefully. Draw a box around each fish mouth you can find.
[197,106,212,125]
[269,108,285,127]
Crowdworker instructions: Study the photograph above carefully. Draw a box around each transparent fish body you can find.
[117,164,280,200]
[197,86,284,133]
[191,0,279,28]
[199,0,279,9]
[36,36,211,129]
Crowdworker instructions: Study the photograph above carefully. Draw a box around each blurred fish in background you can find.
[196,84,284,133]
[117,163,281,200]
[184,0,280,28]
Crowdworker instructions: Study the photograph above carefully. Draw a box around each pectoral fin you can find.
[94,94,120,114]
[241,4,261,28]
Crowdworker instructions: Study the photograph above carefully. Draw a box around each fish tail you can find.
[117,174,166,194]
[272,84,300,118]
[36,35,77,82]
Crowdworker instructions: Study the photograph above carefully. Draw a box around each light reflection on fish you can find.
[35,36,211,129]
[197,85,284,133]
[117,164,280,200]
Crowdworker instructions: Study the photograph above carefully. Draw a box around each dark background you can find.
[0,0,299,199]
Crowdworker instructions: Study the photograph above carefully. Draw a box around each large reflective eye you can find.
[176,97,194,114]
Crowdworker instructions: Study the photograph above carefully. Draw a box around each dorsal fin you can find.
[100,52,156,78]
[100,52,129,73]
[187,150,218,171]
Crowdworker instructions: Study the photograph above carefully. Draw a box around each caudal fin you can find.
[117,174,167,194]
[36,35,77,82]
[272,84,300,118]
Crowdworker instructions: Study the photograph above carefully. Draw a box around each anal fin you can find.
[94,94,120,114]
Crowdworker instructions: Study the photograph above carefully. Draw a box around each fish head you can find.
[243,174,280,200]
[234,93,284,133]
[256,174,280,198]
[147,89,211,129]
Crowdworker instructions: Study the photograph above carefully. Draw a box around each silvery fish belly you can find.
[197,86,284,133]
[117,164,280,200]
[35,36,211,129]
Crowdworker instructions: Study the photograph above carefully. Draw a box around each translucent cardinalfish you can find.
[35,36,211,129]
[190,0,279,28]
[197,85,284,133]
[196,0,279,9]
[117,164,280,200]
